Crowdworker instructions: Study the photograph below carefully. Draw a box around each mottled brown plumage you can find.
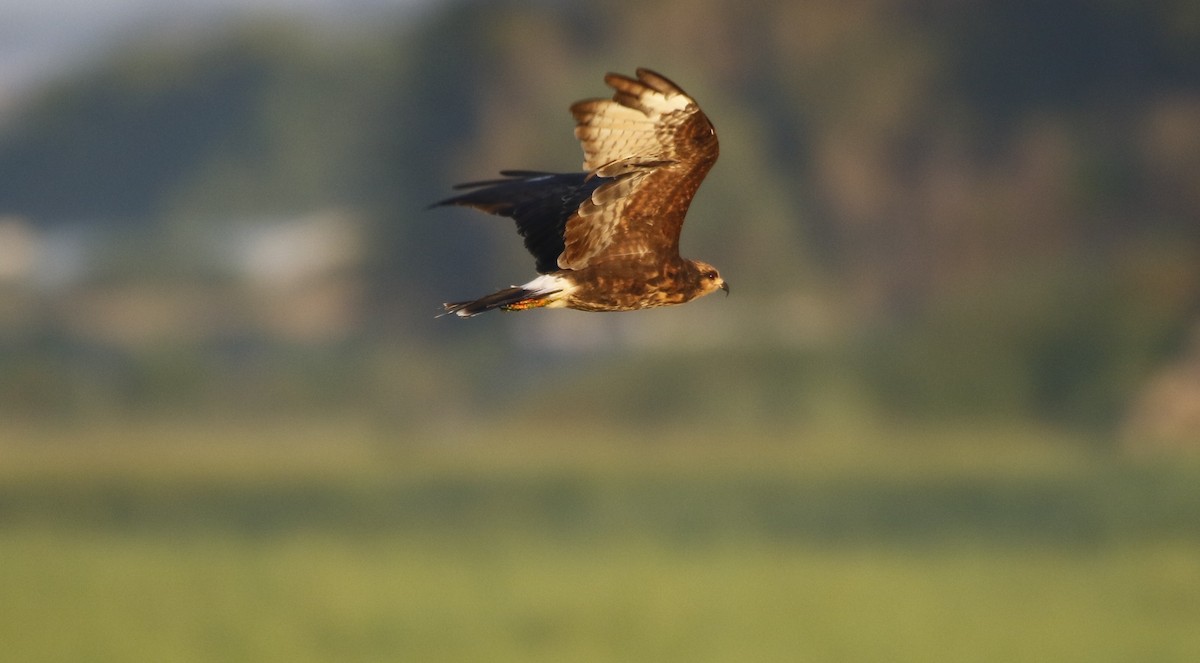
[433,68,726,317]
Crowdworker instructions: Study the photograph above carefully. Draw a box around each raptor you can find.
[433,68,726,317]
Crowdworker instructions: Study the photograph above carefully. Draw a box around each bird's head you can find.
[690,260,729,298]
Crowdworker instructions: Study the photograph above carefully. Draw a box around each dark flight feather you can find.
[432,171,607,274]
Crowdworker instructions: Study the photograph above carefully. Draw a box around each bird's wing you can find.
[559,68,718,270]
[431,171,602,274]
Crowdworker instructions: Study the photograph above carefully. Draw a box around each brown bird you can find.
[433,68,726,317]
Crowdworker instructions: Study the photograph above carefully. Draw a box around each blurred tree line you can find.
[0,0,1197,439]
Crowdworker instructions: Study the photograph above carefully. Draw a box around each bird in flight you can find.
[433,68,727,317]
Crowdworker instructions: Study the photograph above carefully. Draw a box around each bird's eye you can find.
[705,271,717,280]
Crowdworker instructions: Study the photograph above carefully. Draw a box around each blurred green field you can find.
[2,418,1199,662]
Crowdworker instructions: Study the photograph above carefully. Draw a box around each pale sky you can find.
[0,0,434,106]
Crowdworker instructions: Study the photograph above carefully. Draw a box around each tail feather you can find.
[441,286,560,318]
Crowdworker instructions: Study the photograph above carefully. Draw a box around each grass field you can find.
[2,417,1199,662]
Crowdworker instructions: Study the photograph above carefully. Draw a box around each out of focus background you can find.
[2,0,1200,660]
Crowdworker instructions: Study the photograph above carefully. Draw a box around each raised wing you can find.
[559,68,718,270]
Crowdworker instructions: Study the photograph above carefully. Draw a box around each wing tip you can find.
[602,68,685,96]
[634,68,684,95]
[568,99,603,120]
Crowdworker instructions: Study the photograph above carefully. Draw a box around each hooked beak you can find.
[720,281,730,296]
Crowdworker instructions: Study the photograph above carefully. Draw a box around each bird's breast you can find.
[561,262,698,312]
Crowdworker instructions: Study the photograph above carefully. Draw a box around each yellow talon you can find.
[502,298,550,311]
